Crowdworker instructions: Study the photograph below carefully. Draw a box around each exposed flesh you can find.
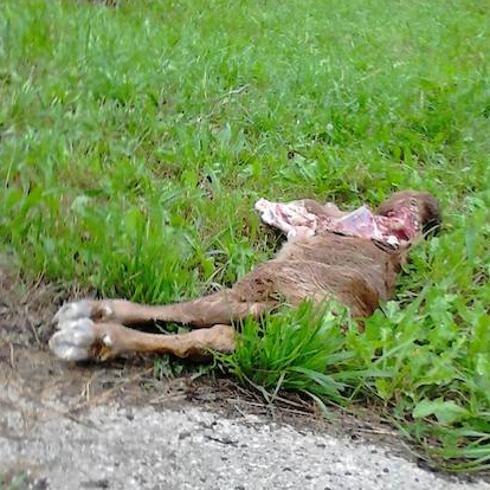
[255,198,420,248]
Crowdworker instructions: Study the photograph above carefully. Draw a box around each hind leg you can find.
[49,319,235,362]
[53,290,268,329]
[50,263,282,362]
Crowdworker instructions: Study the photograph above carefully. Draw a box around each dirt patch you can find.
[0,265,194,413]
[0,264,324,421]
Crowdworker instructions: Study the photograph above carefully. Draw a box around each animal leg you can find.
[53,291,268,329]
[49,319,235,362]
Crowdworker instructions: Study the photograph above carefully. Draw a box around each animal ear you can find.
[422,216,442,237]
[420,194,442,238]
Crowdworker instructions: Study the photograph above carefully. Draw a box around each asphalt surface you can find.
[2,382,489,490]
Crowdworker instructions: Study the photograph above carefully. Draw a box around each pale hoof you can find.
[49,318,97,361]
[53,300,114,326]
[49,317,116,362]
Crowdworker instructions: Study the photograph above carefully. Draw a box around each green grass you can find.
[1,0,490,472]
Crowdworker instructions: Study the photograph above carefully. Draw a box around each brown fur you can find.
[50,190,442,361]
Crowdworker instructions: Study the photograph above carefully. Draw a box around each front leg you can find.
[255,198,347,240]
[254,198,301,238]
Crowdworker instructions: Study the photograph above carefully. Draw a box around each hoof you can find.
[49,318,97,361]
[53,300,114,325]
[49,318,115,362]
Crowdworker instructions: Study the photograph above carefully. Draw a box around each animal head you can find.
[377,190,442,239]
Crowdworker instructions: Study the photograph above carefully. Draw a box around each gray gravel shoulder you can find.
[1,383,488,490]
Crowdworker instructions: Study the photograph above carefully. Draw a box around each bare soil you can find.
[0,264,332,427]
